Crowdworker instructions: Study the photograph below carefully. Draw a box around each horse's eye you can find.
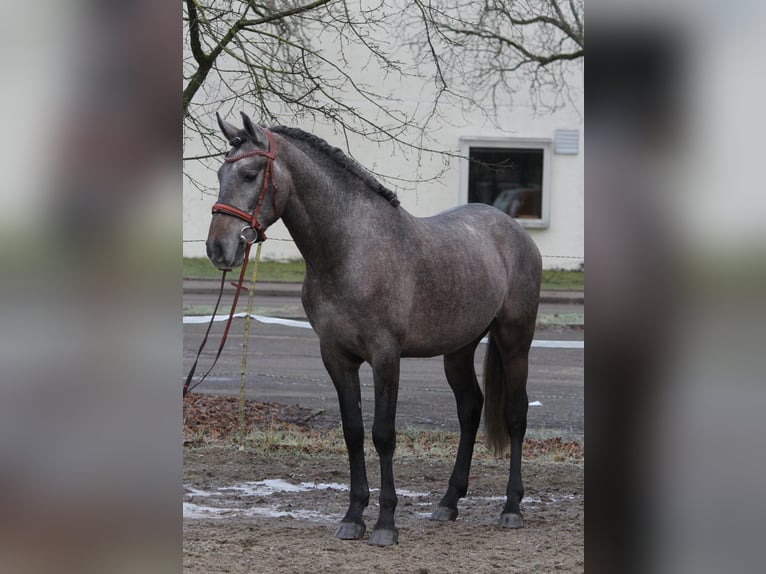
[243,171,258,183]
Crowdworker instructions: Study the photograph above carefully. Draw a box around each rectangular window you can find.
[460,138,551,228]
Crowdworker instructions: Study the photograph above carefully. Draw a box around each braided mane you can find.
[269,126,400,207]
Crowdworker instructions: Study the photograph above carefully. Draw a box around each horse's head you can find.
[206,112,288,270]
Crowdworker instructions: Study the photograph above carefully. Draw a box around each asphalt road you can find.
[183,291,584,441]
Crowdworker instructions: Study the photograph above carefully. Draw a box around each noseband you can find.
[211,128,280,244]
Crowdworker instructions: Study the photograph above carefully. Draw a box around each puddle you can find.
[183,501,338,522]
[467,493,581,505]
[183,478,578,523]
[183,479,350,523]
[183,502,235,519]
[183,479,430,523]
[220,479,349,497]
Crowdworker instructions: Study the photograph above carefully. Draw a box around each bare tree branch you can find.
[183,0,583,189]
[183,0,332,117]
[407,0,583,114]
[186,0,207,66]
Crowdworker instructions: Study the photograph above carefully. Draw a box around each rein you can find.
[183,129,277,397]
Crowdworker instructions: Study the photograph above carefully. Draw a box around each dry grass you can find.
[184,421,583,465]
[183,394,583,464]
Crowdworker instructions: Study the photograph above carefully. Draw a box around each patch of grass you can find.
[233,424,348,454]
[398,426,456,458]
[536,312,584,328]
[183,257,218,279]
[184,257,306,282]
[183,429,211,448]
[540,269,584,290]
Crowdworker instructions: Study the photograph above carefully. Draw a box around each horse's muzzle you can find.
[206,236,245,270]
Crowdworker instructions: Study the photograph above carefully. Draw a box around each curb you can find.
[184,279,301,298]
[539,292,584,305]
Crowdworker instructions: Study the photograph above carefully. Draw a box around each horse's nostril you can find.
[206,238,238,270]
[206,240,224,264]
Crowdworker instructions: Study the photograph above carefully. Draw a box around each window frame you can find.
[459,137,553,229]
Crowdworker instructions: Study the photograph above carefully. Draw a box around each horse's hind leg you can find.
[490,322,535,529]
[431,341,484,522]
[500,347,529,528]
[321,345,369,541]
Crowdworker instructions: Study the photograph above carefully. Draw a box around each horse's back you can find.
[417,203,540,292]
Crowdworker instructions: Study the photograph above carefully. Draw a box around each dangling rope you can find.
[183,240,262,397]
[182,270,228,397]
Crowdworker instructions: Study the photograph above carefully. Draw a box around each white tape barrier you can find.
[183,314,583,349]
[528,339,584,349]
[183,313,312,329]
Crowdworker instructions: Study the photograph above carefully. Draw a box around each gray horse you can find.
[206,113,541,547]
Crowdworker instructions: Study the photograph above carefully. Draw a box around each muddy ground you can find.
[184,446,583,573]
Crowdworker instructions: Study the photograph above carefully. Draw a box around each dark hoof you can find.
[334,521,366,540]
[430,505,458,522]
[499,512,524,529]
[367,528,399,547]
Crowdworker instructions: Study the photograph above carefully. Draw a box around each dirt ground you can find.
[183,446,583,573]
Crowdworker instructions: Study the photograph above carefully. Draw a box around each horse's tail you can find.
[483,333,509,457]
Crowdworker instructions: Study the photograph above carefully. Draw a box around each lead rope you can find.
[182,240,260,397]
[182,271,227,397]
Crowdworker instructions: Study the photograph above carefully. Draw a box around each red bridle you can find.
[211,128,280,244]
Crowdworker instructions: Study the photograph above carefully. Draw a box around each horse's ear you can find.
[240,112,268,148]
[216,112,239,142]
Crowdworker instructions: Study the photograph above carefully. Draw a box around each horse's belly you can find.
[400,303,498,357]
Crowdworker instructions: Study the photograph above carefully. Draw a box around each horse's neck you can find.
[279,144,403,273]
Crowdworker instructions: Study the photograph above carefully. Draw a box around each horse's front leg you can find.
[368,351,401,547]
[321,345,368,540]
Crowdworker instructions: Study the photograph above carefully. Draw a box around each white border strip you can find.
[183,313,313,329]
[530,339,583,349]
[183,314,583,349]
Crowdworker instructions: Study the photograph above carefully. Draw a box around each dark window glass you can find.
[468,147,543,219]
